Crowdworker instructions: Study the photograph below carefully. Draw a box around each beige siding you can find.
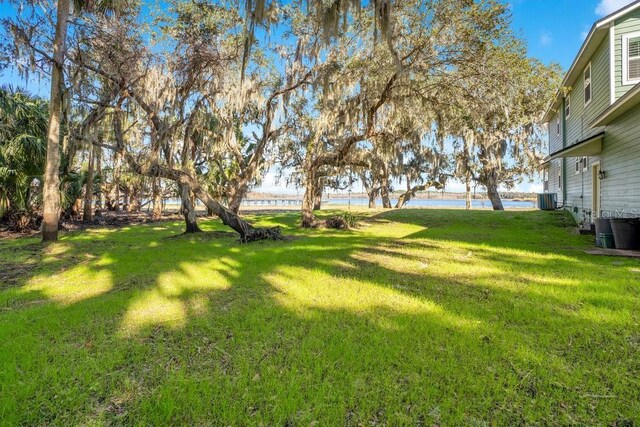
[546,158,564,203]
[564,156,593,222]
[614,9,640,100]
[549,111,563,153]
[599,102,640,217]
[562,103,640,221]
[546,8,640,222]
[550,35,611,222]
[564,34,609,148]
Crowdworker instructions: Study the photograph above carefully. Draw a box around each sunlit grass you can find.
[0,209,638,424]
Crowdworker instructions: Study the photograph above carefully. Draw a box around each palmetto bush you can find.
[0,87,48,230]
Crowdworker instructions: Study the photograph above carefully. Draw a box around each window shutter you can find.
[584,64,592,105]
[628,37,640,81]
[585,85,590,103]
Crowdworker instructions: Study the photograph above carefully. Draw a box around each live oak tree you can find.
[445,35,562,210]
[65,5,291,239]
[351,100,449,210]
[285,0,510,226]
[2,0,559,241]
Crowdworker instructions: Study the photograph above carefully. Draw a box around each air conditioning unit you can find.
[537,193,557,210]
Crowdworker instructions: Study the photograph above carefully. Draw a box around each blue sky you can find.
[1,0,636,194]
[509,0,635,70]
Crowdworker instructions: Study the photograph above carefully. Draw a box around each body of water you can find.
[326,198,536,209]
[161,197,536,209]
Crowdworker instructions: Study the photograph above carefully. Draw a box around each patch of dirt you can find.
[0,229,39,240]
[164,230,238,240]
[63,211,186,232]
[0,262,36,288]
[0,211,212,240]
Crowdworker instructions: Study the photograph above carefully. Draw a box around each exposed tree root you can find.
[239,226,283,243]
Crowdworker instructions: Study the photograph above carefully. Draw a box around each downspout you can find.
[562,97,567,206]
[581,167,585,217]
[580,117,585,220]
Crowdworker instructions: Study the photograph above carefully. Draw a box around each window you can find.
[575,156,588,174]
[543,168,549,192]
[623,33,640,85]
[556,117,560,135]
[584,62,592,106]
[558,167,562,191]
[565,94,571,118]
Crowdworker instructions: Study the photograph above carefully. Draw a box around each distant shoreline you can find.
[245,191,537,202]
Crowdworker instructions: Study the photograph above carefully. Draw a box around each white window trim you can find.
[575,156,589,174]
[558,166,563,191]
[622,31,640,86]
[610,25,616,105]
[565,94,571,119]
[584,62,592,107]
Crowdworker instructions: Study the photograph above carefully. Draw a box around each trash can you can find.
[594,218,613,247]
[599,233,615,249]
[610,218,640,250]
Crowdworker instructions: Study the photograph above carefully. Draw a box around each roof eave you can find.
[542,27,608,123]
[549,132,605,160]
[542,0,640,124]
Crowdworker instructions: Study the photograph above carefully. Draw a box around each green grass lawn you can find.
[1,209,639,425]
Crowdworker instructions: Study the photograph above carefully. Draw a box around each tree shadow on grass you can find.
[0,211,639,425]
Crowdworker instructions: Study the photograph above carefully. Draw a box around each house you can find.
[542,0,640,223]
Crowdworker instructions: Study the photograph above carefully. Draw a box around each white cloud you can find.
[539,30,553,46]
[580,25,591,40]
[595,0,635,16]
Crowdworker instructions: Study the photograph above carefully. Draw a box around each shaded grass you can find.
[0,209,639,425]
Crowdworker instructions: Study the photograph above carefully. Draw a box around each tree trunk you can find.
[361,174,378,208]
[122,189,129,212]
[461,133,474,211]
[368,190,377,208]
[394,195,406,209]
[180,183,200,233]
[71,198,82,219]
[227,183,248,215]
[152,178,162,220]
[95,145,103,211]
[83,146,94,222]
[484,172,504,211]
[465,173,472,210]
[301,170,319,228]
[395,183,429,209]
[115,150,281,242]
[42,0,70,242]
[380,165,392,209]
[313,181,323,211]
[380,184,392,209]
[113,151,121,212]
[129,190,140,212]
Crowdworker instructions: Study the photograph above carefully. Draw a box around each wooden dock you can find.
[242,199,303,206]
